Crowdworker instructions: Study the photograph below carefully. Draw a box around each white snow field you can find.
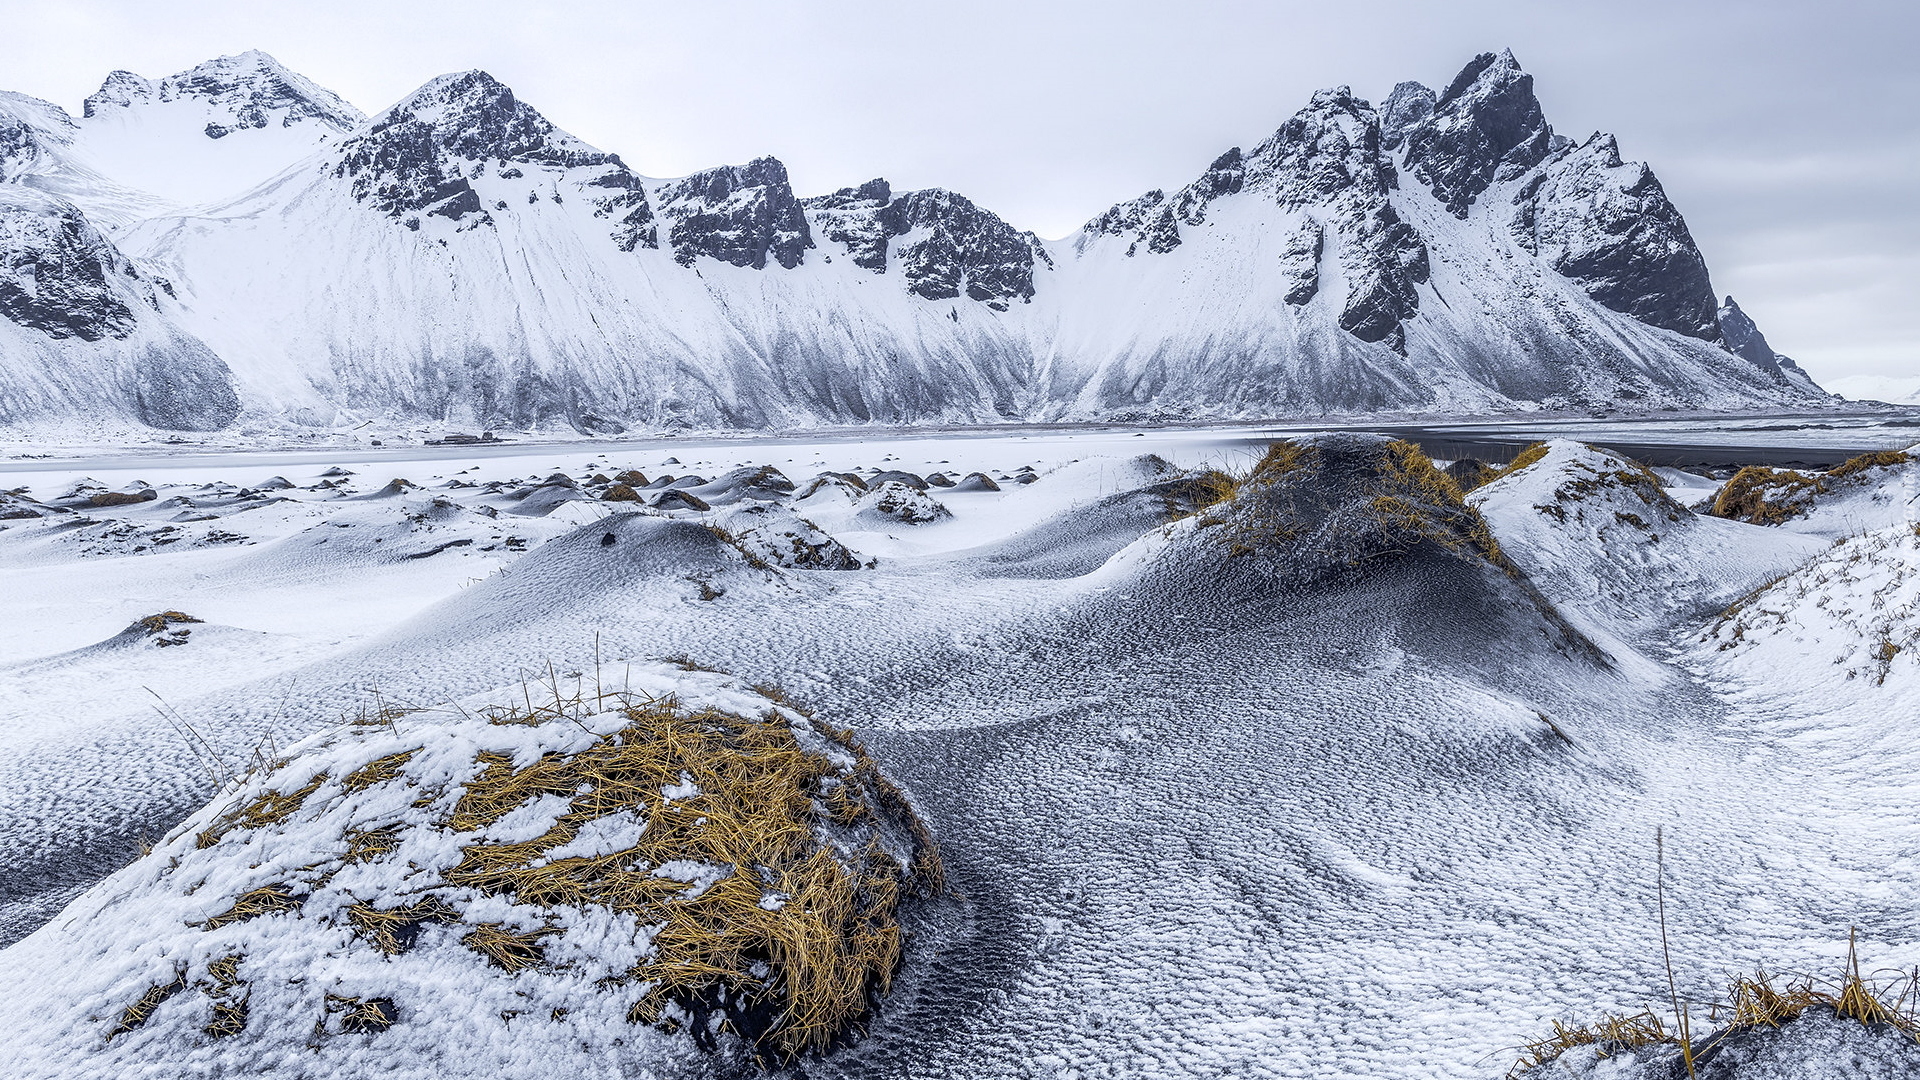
[0,428,1917,1079]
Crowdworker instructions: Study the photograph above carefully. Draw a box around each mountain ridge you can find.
[0,49,1830,436]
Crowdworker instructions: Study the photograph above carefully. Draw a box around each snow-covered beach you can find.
[2,424,1917,1077]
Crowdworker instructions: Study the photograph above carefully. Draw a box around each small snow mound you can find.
[646,489,711,512]
[689,466,795,506]
[1472,440,1825,634]
[969,467,1239,579]
[84,489,157,508]
[503,480,592,517]
[362,478,417,498]
[855,482,951,526]
[1706,448,1918,536]
[0,489,53,518]
[796,473,866,502]
[716,507,864,571]
[950,472,1001,492]
[1472,439,1684,529]
[0,677,944,1073]
[865,470,927,491]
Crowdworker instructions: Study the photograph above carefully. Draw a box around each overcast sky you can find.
[3,0,1913,392]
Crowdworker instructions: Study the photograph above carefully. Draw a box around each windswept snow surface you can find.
[1468,440,1828,637]
[0,428,1917,1078]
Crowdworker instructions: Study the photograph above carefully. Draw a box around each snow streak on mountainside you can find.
[0,92,170,228]
[0,49,1829,435]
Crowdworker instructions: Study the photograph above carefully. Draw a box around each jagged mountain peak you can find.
[83,71,156,116]
[1437,48,1526,105]
[82,50,363,136]
[1081,82,1388,258]
[1402,49,1553,217]
[367,70,606,166]
[655,156,811,269]
[872,187,1051,308]
[1250,85,1385,177]
[1304,84,1361,111]
[1508,124,1721,342]
[807,177,892,210]
[1719,295,1809,384]
[1380,81,1436,148]
[331,70,648,240]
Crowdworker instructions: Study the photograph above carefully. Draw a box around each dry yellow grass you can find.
[202,954,247,1038]
[325,993,399,1033]
[343,750,416,793]
[1460,442,1551,491]
[1193,440,1318,555]
[1825,449,1911,481]
[347,898,457,956]
[1371,439,1510,567]
[462,923,554,972]
[110,975,184,1038]
[1511,1009,1679,1075]
[1711,466,1824,524]
[342,824,403,864]
[1502,441,1551,474]
[438,698,935,1059]
[1511,935,1920,1077]
[200,884,302,930]
[1712,449,1911,525]
[136,611,202,634]
[1703,958,1920,1043]
[344,694,417,728]
[196,772,328,848]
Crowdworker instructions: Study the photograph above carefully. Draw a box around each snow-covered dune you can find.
[1,431,1918,1077]
[1471,439,1828,636]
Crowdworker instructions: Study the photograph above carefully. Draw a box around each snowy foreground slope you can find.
[0,50,1828,437]
[0,430,1916,1078]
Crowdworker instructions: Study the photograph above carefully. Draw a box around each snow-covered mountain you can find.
[77,50,362,210]
[1055,55,1823,415]
[0,49,1829,435]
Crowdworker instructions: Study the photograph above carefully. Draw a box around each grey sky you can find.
[3,0,1913,390]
